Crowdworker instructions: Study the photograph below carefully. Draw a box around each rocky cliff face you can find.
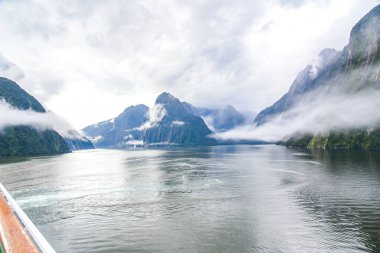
[142,93,216,146]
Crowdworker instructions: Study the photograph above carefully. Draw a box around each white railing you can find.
[0,183,56,253]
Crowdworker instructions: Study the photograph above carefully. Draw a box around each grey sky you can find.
[0,0,378,128]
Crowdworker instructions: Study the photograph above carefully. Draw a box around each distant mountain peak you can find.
[224,104,238,112]
[155,92,180,104]
[124,104,148,109]
[119,104,149,116]
[319,48,338,58]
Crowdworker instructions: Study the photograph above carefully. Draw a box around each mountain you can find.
[254,48,341,125]
[0,77,46,112]
[64,130,95,150]
[83,93,217,147]
[143,92,216,146]
[0,57,93,151]
[0,77,70,156]
[183,103,246,132]
[255,5,380,149]
[82,104,149,148]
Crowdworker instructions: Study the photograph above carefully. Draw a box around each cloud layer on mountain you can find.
[0,100,75,137]
[216,85,380,142]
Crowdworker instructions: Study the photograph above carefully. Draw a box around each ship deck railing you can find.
[0,182,56,253]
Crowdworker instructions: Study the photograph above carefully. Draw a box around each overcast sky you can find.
[0,0,378,129]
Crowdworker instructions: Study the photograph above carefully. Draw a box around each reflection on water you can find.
[0,145,380,253]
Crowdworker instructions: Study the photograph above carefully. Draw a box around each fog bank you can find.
[0,100,74,137]
[215,89,380,142]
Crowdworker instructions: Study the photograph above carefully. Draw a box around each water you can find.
[0,145,380,253]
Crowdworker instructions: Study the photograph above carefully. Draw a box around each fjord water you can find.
[0,146,380,253]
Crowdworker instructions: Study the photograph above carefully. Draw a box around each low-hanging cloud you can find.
[137,104,166,130]
[215,64,380,142]
[0,100,75,138]
[215,90,380,142]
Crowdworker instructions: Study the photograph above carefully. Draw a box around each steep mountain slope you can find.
[143,93,216,146]
[255,4,380,149]
[254,48,341,125]
[0,126,70,156]
[83,93,217,147]
[183,103,246,132]
[0,77,70,156]
[64,130,95,150]
[83,104,149,148]
[0,77,46,112]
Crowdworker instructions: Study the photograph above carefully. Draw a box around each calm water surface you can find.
[0,145,380,253]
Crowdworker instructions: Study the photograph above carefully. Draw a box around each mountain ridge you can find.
[82,92,251,147]
[255,4,380,149]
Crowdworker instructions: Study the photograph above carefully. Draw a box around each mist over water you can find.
[0,146,380,253]
[216,86,380,143]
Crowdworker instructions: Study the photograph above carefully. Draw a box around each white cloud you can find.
[215,63,380,142]
[215,86,380,142]
[201,116,216,132]
[0,100,75,137]
[0,0,377,128]
[172,120,185,126]
[138,104,166,130]
[0,54,24,81]
[89,135,103,143]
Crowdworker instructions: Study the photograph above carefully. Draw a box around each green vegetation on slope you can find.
[285,128,380,150]
[0,126,70,156]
